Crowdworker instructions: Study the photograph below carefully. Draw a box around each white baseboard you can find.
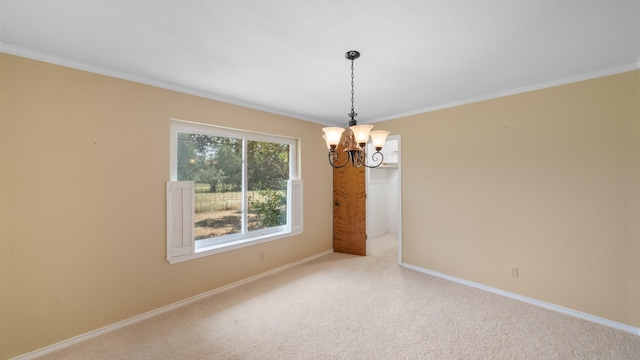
[10,249,334,360]
[402,262,640,336]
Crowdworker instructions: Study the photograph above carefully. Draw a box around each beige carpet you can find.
[40,234,640,359]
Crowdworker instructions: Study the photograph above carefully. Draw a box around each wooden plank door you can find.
[333,142,367,256]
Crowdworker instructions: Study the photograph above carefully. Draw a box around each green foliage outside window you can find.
[249,188,287,228]
[177,132,290,237]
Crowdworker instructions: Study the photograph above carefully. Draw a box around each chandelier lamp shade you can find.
[322,50,390,168]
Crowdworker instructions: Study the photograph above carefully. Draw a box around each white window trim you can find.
[170,119,299,181]
[167,119,303,264]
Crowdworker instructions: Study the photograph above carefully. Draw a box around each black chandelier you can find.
[322,50,389,168]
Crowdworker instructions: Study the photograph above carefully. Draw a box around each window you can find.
[167,119,302,263]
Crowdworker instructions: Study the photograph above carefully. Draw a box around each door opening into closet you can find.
[366,135,402,264]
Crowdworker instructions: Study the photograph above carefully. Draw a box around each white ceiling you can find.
[2,0,640,127]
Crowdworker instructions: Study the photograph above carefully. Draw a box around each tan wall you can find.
[378,70,640,328]
[0,53,13,359]
[0,54,333,359]
[627,70,640,327]
[3,52,639,358]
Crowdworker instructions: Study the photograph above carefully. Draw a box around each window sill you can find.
[167,229,304,264]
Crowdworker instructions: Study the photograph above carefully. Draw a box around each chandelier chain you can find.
[322,50,388,169]
[350,58,356,120]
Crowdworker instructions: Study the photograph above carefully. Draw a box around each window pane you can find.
[247,140,290,231]
[177,133,242,239]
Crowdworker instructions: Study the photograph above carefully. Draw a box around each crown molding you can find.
[3,42,639,127]
[370,61,640,124]
[0,42,321,124]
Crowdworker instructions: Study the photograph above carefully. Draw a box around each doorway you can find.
[366,135,402,264]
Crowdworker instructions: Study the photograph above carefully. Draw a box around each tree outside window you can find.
[177,132,290,241]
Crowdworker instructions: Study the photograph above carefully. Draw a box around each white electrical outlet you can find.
[510,266,518,278]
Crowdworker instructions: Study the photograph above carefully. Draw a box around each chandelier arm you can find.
[328,150,350,168]
[357,148,366,168]
[348,149,362,168]
[363,151,385,168]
